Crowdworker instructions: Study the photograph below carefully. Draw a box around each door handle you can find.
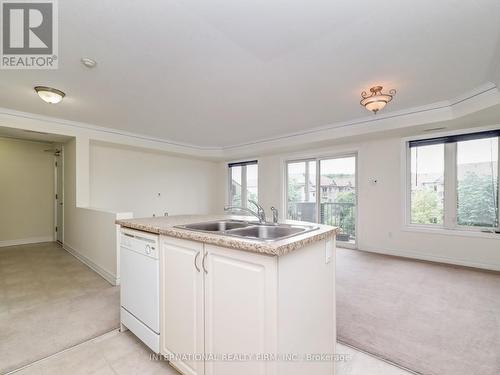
[194,251,201,273]
[202,252,208,274]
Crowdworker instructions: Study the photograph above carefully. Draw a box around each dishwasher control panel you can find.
[120,229,159,259]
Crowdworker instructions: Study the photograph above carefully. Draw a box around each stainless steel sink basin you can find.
[180,220,251,232]
[175,220,319,242]
[228,225,306,240]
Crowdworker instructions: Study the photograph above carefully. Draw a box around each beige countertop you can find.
[116,215,337,256]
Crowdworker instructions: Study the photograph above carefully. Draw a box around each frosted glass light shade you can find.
[35,86,65,104]
[360,86,395,114]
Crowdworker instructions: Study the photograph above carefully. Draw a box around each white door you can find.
[204,245,277,375]
[319,156,357,248]
[161,238,205,375]
[286,155,357,249]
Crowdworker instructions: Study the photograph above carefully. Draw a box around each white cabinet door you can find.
[203,245,278,375]
[161,237,204,375]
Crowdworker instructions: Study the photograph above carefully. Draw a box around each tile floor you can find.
[10,330,415,375]
[2,242,414,375]
[0,242,119,373]
[0,242,111,316]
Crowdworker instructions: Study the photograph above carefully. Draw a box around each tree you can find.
[457,171,498,227]
[411,189,443,224]
[321,191,355,238]
[336,191,355,237]
[287,177,302,202]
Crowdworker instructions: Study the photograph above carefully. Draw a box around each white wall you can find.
[2,92,499,275]
[89,142,221,217]
[60,140,221,284]
[0,137,54,246]
[63,139,131,284]
[244,136,500,271]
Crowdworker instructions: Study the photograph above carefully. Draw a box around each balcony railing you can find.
[287,202,356,242]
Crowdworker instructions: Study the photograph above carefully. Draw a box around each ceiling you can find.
[1,0,499,148]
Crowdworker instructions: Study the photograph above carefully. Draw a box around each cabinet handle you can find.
[194,251,201,273]
[202,252,208,274]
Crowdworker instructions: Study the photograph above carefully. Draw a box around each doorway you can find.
[54,148,64,243]
[286,154,358,248]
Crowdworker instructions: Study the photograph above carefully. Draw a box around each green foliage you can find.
[288,177,302,202]
[457,172,498,227]
[336,191,356,204]
[411,189,443,225]
[230,182,241,206]
[321,191,356,239]
[336,191,355,237]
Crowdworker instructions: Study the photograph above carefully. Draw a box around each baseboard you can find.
[0,236,54,248]
[63,243,119,285]
[357,246,500,272]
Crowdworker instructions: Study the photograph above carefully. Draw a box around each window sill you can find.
[402,225,500,240]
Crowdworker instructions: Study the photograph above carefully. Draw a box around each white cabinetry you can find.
[160,237,204,375]
[204,245,277,375]
[160,236,335,375]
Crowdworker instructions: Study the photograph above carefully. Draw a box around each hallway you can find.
[0,242,119,373]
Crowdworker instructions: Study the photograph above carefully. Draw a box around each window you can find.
[407,130,500,231]
[457,138,498,228]
[228,160,258,208]
[410,144,444,225]
[286,155,357,246]
[287,160,317,222]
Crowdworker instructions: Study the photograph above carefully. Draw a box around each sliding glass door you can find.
[287,160,317,222]
[286,155,357,248]
[319,157,356,246]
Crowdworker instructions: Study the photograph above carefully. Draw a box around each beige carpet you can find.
[0,242,120,374]
[336,248,500,375]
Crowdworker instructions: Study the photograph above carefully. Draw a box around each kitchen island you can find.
[117,215,338,375]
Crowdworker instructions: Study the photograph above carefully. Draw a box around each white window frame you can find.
[402,126,500,236]
[227,161,258,209]
[285,157,317,220]
[284,153,358,249]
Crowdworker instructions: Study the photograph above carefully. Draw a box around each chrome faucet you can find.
[224,199,270,224]
[224,205,266,224]
[248,200,266,223]
[270,207,279,224]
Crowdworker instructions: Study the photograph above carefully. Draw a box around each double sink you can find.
[175,220,319,242]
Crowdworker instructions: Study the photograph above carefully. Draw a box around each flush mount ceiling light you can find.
[360,86,396,114]
[81,57,97,68]
[34,86,66,104]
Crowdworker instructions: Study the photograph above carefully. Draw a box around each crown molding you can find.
[220,82,500,158]
[0,106,224,159]
[0,82,498,160]
[487,37,500,88]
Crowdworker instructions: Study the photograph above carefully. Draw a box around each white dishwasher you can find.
[120,228,160,352]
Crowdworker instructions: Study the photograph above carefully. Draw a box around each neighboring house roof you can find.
[414,162,498,186]
[289,173,355,189]
[457,161,498,179]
